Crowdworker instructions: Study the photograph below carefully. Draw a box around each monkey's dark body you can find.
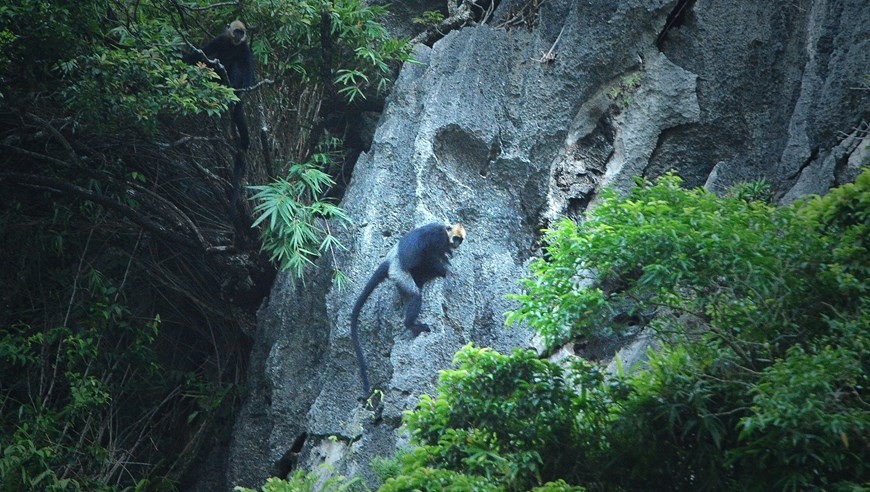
[350,223,461,395]
[186,34,255,90]
[398,224,453,284]
[183,21,255,209]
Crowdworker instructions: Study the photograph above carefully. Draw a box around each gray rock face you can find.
[222,0,869,489]
[657,0,869,195]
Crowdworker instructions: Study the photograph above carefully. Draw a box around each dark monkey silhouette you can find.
[183,20,255,209]
[350,223,466,395]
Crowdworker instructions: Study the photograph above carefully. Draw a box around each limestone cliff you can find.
[218,0,869,489]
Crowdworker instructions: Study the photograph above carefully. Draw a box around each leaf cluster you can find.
[508,172,846,353]
[234,466,365,492]
[250,146,350,279]
[0,1,103,88]
[413,10,447,27]
[0,0,411,489]
[509,170,870,490]
[63,44,235,133]
[247,0,414,102]
[2,0,238,134]
[0,269,184,490]
[385,345,604,491]
[398,169,869,490]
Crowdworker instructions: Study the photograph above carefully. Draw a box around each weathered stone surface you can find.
[219,0,869,489]
[657,0,869,194]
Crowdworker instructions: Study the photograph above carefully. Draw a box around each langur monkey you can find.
[350,223,466,395]
[183,20,255,209]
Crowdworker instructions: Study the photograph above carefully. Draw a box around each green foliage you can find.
[530,480,587,492]
[413,10,446,27]
[5,0,412,134]
[606,72,642,108]
[379,467,501,492]
[602,343,747,489]
[0,192,237,490]
[508,172,842,351]
[798,168,870,299]
[0,275,164,491]
[392,345,614,491]
[501,169,870,490]
[248,0,414,102]
[0,27,13,97]
[2,0,236,133]
[250,145,351,278]
[726,178,773,203]
[234,466,365,492]
[63,43,235,132]
[1,0,408,489]
[379,467,586,492]
[0,1,103,83]
[371,454,402,481]
[733,342,868,489]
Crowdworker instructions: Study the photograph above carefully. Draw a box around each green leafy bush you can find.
[0,0,411,489]
[379,467,500,492]
[413,10,446,27]
[505,169,870,490]
[234,467,364,492]
[507,172,852,352]
[529,480,587,492]
[63,43,235,131]
[733,342,867,489]
[5,0,239,133]
[726,178,773,203]
[247,0,414,101]
[399,169,868,491]
[250,145,350,278]
[0,1,103,84]
[0,274,170,491]
[388,345,612,491]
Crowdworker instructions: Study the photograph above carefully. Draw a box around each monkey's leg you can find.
[432,258,448,278]
[392,271,430,336]
[403,291,429,336]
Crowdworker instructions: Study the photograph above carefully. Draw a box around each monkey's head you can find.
[228,20,247,45]
[447,223,466,249]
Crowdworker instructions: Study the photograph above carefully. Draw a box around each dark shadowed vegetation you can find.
[0,0,410,489]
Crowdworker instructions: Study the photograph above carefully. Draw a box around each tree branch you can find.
[183,1,241,11]
[0,172,204,250]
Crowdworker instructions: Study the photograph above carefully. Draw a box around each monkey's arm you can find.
[182,36,226,66]
[431,254,450,278]
[198,35,226,60]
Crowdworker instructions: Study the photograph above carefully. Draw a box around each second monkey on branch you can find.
[350,223,466,396]
[183,20,255,210]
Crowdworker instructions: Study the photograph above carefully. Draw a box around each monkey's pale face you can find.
[228,20,247,45]
[447,223,466,249]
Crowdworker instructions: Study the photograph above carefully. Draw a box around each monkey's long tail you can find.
[350,261,389,396]
[230,102,248,211]
[231,151,245,211]
[233,102,250,151]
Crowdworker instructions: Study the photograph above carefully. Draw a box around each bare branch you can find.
[0,172,203,250]
[235,79,274,93]
[2,143,71,168]
[535,23,565,64]
[411,0,482,46]
[26,113,82,166]
[124,181,209,248]
[180,1,240,12]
